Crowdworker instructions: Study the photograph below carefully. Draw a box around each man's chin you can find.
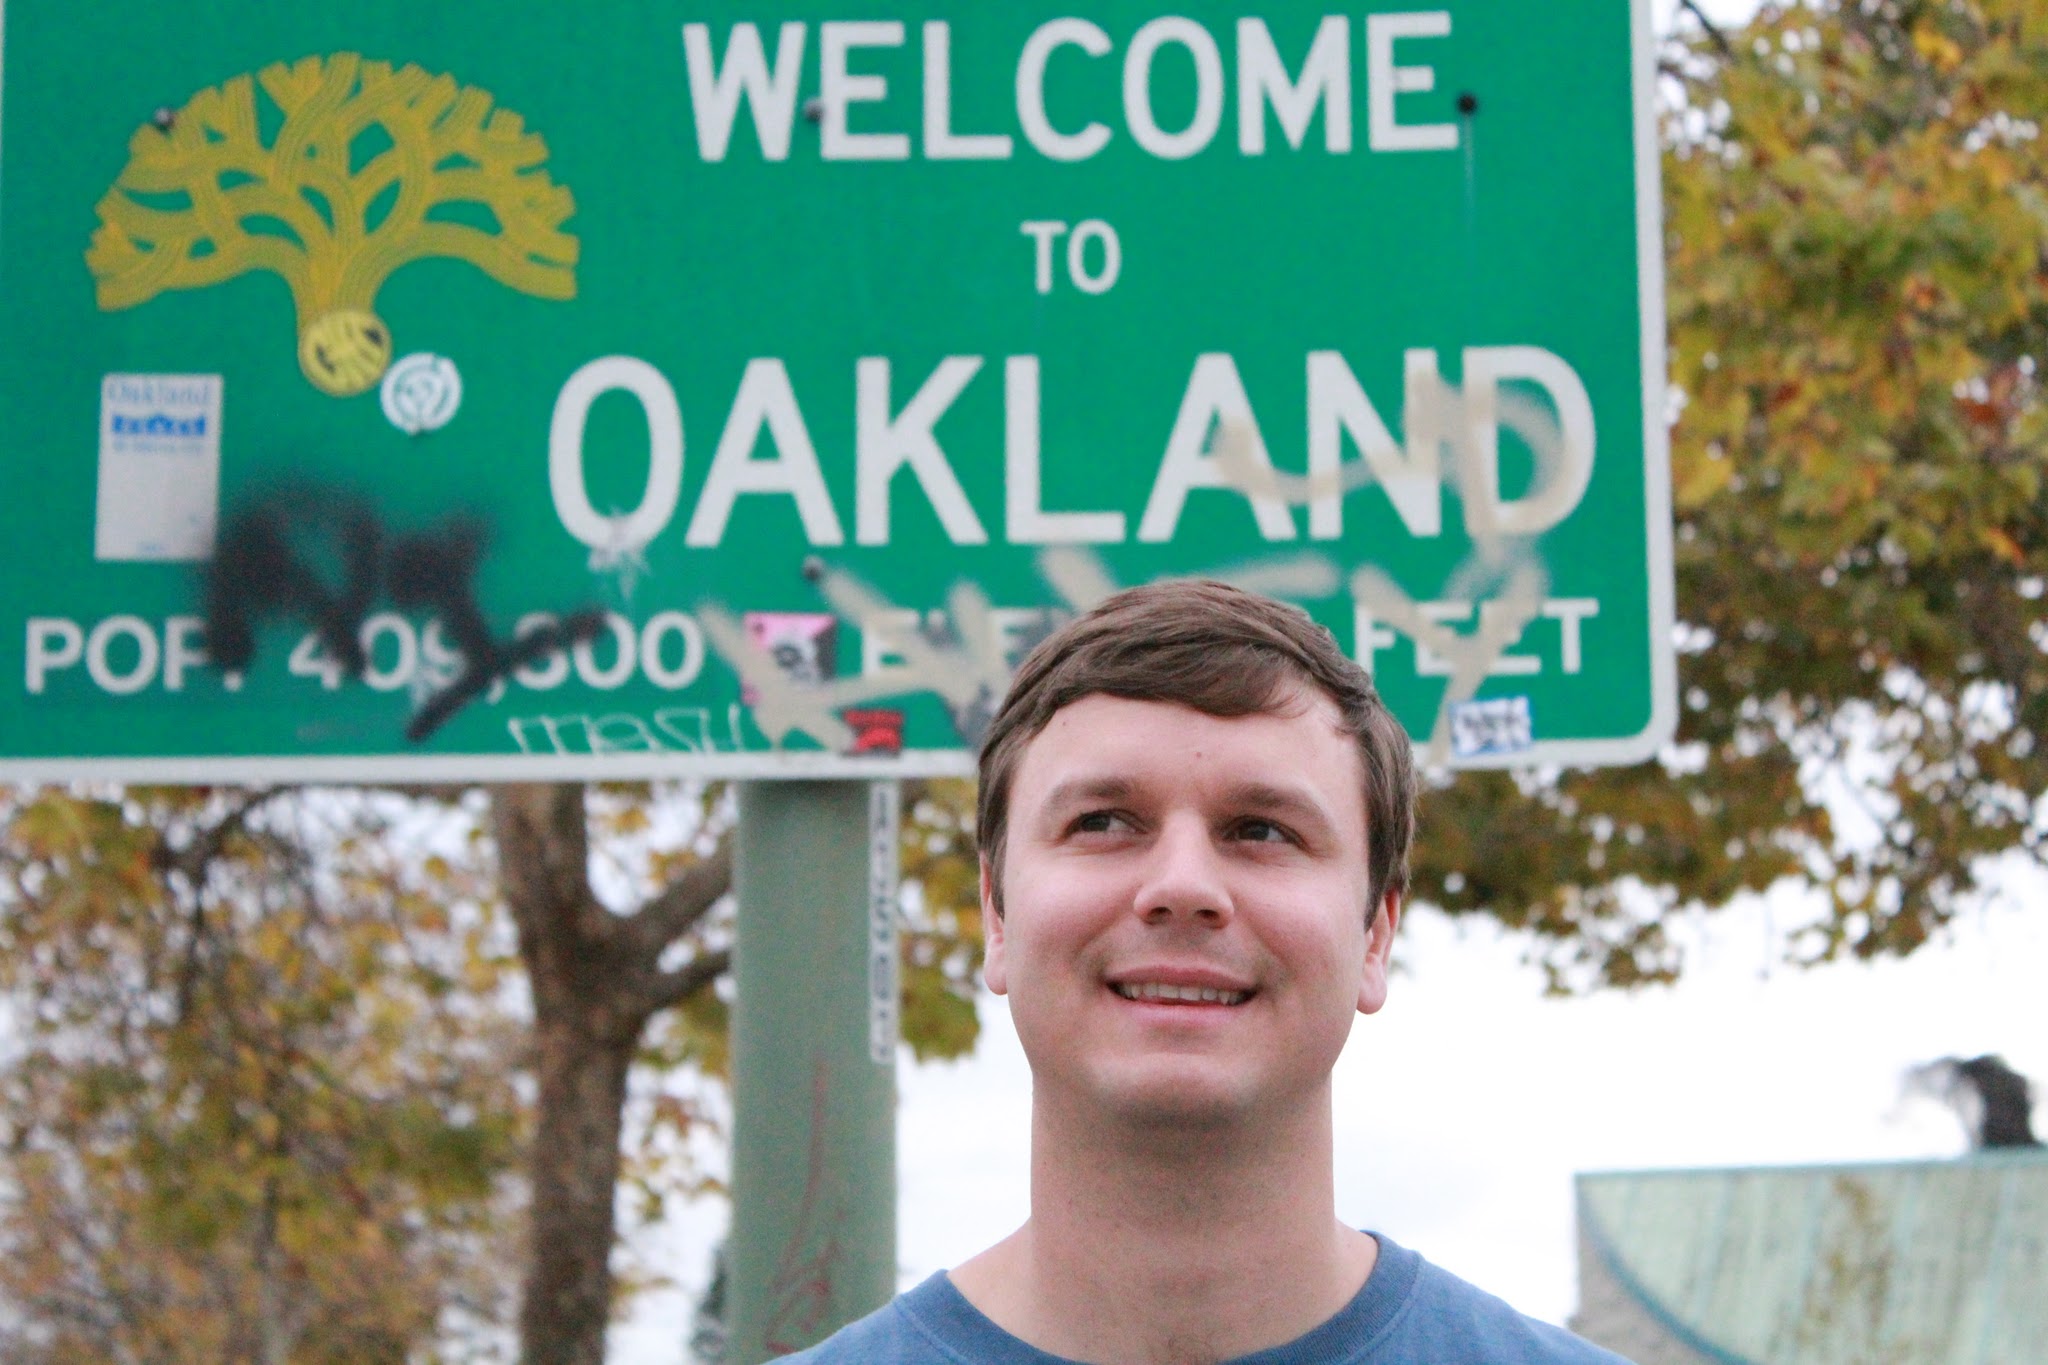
[1087,1071,1260,1135]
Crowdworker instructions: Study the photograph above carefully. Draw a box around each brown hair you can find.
[976,579,1416,920]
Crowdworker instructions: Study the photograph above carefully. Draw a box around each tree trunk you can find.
[492,781,733,1365]
[494,783,640,1365]
[519,1017,634,1365]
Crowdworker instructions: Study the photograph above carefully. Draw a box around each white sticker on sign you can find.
[95,373,223,561]
[1449,695,1534,760]
[380,352,463,435]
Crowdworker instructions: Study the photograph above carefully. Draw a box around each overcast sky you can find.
[606,0,2048,1358]
[1693,0,1768,23]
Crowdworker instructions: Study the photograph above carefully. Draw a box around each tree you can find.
[1412,0,2048,987]
[0,785,527,1363]
[86,53,579,395]
[0,778,985,1365]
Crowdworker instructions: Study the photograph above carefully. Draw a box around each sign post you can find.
[730,781,898,1362]
[2,0,1671,1355]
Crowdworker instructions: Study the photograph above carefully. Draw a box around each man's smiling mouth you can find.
[1111,982,1253,1006]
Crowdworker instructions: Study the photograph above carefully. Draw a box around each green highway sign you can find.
[0,0,1675,780]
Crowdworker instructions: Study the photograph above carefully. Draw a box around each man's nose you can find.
[1131,814,1233,927]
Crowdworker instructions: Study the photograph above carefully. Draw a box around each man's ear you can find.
[980,854,1009,996]
[1356,890,1401,1015]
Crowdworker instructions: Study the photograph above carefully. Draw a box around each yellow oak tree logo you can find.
[87,53,578,396]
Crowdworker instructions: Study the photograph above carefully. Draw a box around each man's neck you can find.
[951,1088,1376,1365]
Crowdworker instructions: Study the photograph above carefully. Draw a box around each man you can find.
[789,581,1630,1364]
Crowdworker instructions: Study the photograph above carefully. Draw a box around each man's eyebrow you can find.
[1038,776,1139,811]
[1224,781,1339,829]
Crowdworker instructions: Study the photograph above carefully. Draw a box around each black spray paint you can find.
[202,491,603,742]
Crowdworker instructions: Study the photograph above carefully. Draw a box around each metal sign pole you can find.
[729,780,899,1362]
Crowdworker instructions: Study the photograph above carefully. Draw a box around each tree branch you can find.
[489,783,615,951]
[628,838,733,960]
[154,786,286,888]
[645,947,732,1017]
[1678,0,1735,58]
[161,788,289,1023]
[352,781,474,802]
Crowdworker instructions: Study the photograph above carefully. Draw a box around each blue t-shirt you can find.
[783,1235,1631,1363]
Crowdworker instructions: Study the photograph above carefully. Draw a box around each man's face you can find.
[983,691,1399,1129]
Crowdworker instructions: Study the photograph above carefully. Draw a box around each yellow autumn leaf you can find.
[1978,525,2026,564]
[1912,25,1966,72]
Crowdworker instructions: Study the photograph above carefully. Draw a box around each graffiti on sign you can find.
[200,490,604,741]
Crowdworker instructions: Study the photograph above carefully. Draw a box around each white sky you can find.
[609,0,2045,1358]
[1691,0,1768,24]
[1686,0,1757,20]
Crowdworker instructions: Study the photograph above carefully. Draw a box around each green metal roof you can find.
[1577,1150,2048,1365]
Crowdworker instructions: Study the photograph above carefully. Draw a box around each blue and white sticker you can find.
[95,373,222,561]
[1449,695,1534,760]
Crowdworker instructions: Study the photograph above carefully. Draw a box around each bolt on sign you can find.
[0,1,1674,781]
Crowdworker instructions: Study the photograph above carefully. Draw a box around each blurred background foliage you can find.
[0,785,525,1361]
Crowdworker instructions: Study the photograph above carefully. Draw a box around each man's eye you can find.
[1072,810,1129,834]
[1233,818,1293,844]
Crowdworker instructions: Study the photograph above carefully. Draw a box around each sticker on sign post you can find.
[867,781,901,1067]
[94,373,222,561]
[741,612,837,702]
[1449,696,1534,760]
[843,707,905,757]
